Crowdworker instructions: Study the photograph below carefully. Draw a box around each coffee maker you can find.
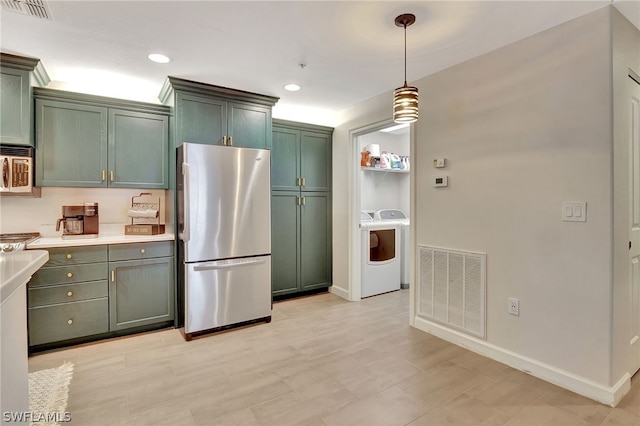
[56,203,99,239]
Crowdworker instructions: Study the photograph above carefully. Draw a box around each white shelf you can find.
[360,167,409,174]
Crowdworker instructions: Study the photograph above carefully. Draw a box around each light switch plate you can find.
[434,175,448,187]
[433,158,446,168]
[562,202,587,222]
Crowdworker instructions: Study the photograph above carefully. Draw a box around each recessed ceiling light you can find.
[148,53,170,64]
[284,83,301,92]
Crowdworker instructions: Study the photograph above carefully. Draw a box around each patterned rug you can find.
[29,362,74,426]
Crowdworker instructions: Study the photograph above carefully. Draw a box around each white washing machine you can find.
[374,209,410,288]
[360,211,401,298]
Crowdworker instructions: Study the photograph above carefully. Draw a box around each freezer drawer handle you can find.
[193,258,266,271]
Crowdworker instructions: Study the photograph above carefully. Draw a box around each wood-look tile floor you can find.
[29,289,640,426]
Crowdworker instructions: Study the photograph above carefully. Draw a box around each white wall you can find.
[332,5,635,405]
[0,188,168,236]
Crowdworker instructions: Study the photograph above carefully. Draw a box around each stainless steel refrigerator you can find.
[177,143,271,340]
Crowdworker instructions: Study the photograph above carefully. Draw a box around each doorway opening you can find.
[349,120,411,301]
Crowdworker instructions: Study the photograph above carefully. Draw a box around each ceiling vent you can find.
[1,0,51,19]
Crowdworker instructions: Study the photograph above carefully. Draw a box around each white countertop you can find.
[0,250,49,303]
[27,224,175,249]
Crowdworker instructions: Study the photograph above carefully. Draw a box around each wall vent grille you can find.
[418,245,486,339]
[1,0,51,19]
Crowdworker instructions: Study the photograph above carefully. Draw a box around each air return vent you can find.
[1,0,51,19]
[418,246,486,339]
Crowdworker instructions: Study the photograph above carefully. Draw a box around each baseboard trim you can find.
[329,285,351,301]
[413,316,631,407]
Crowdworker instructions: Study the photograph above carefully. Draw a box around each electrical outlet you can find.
[508,298,519,316]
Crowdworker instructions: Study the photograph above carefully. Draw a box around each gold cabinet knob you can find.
[66,272,73,278]
[67,291,73,297]
[140,248,146,254]
[67,319,73,325]
[66,254,72,259]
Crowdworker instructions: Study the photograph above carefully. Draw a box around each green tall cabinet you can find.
[34,88,170,188]
[271,119,333,297]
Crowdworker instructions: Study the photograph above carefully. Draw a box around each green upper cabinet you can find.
[109,109,169,188]
[34,89,170,188]
[272,119,333,192]
[272,127,300,192]
[160,77,278,149]
[36,99,108,187]
[0,53,49,146]
[228,102,272,149]
[176,92,226,146]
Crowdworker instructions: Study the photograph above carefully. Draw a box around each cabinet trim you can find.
[34,87,171,115]
[273,119,334,134]
[160,76,279,108]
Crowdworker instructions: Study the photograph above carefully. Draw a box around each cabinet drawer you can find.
[28,298,109,346]
[109,241,173,261]
[43,245,108,266]
[30,263,108,287]
[28,281,108,308]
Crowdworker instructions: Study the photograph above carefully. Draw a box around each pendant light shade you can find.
[393,84,419,123]
[393,13,418,124]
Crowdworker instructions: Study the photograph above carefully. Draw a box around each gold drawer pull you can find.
[101,170,106,181]
[66,254,72,259]
[66,272,73,278]
[140,248,146,254]
[67,291,73,297]
[67,319,73,325]
[111,270,115,282]
[110,170,114,182]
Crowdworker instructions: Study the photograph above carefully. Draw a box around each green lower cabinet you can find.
[27,241,175,350]
[271,192,300,295]
[28,298,109,346]
[271,192,331,297]
[109,257,175,331]
[300,193,331,291]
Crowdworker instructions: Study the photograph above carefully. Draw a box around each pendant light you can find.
[393,13,418,123]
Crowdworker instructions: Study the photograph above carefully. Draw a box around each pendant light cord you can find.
[403,23,407,86]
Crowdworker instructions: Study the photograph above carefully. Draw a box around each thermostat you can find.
[433,158,446,168]
[433,175,448,187]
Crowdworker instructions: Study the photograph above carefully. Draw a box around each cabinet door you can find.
[176,92,226,146]
[109,257,174,330]
[300,131,331,192]
[271,192,300,296]
[0,67,31,146]
[300,193,331,290]
[271,127,300,191]
[108,109,169,188]
[36,99,108,187]
[228,102,271,149]
[28,298,109,346]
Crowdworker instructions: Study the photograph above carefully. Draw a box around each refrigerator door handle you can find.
[182,162,191,242]
[193,258,267,271]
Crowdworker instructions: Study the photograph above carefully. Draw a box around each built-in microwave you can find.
[0,145,36,196]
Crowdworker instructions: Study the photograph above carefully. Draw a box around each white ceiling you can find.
[1,1,639,126]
